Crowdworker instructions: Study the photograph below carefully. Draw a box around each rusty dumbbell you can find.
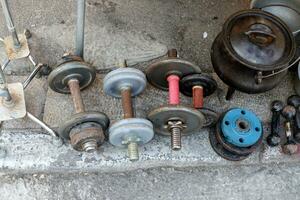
[147,49,205,150]
[48,57,109,152]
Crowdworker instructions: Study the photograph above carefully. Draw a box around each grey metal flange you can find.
[48,61,95,94]
[109,118,154,148]
[103,67,146,98]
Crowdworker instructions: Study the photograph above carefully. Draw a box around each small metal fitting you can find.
[167,120,186,150]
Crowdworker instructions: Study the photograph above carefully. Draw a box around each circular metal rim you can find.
[222,9,296,71]
[146,58,201,91]
[198,107,219,128]
[147,105,205,136]
[59,111,110,140]
[180,73,217,97]
[209,127,250,161]
[103,68,146,98]
[108,118,154,147]
[48,61,96,94]
[215,115,263,156]
[211,32,288,94]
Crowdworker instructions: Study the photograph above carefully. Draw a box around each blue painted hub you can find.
[221,108,262,148]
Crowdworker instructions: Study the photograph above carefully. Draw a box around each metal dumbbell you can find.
[266,100,283,147]
[209,108,263,161]
[147,49,205,150]
[180,73,218,127]
[103,65,154,161]
[287,95,300,142]
[281,105,298,154]
[48,58,109,152]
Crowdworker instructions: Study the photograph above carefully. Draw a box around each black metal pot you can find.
[211,9,296,99]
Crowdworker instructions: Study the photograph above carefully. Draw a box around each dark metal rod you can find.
[23,56,44,89]
[0,0,20,48]
[75,0,86,58]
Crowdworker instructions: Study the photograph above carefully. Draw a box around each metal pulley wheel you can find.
[211,9,296,98]
[209,108,263,161]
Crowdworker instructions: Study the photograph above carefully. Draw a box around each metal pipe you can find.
[0,0,20,48]
[121,88,133,119]
[68,79,85,113]
[0,60,11,101]
[27,112,59,137]
[23,64,43,89]
[75,0,86,58]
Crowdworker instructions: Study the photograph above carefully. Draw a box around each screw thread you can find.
[82,140,97,153]
[128,142,139,161]
[171,126,182,150]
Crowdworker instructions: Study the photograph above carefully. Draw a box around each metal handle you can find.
[0,0,20,48]
[75,0,86,58]
[245,24,276,47]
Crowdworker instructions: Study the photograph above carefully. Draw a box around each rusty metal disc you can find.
[215,116,263,156]
[48,60,96,94]
[147,105,205,136]
[209,128,250,161]
[59,111,110,140]
[146,58,201,91]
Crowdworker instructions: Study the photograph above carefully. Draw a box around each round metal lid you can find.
[251,0,300,34]
[223,9,296,71]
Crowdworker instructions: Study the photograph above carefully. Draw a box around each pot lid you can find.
[223,9,296,71]
[251,0,300,34]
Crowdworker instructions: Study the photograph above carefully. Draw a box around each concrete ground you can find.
[0,0,300,199]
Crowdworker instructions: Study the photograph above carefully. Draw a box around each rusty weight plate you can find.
[146,58,201,91]
[48,60,96,94]
[148,105,205,136]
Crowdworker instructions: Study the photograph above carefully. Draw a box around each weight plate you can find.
[180,73,217,97]
[209,128,250,161]
[59,111,110,140]
[148,105,205,136]
[109,118,154,147]
[215,116,263,156]
[221,108,263,148]
[48,61,96,94]
[146,58,201,91]
[103,68,146,98]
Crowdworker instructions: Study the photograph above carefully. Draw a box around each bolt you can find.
[192,85,203,109]
[118,77,141,161]
[82,140,98,153]
[24,29,31,39]
[168,121,185,150]
[267,100,283,147]
[127,142,139,161]
[67,78,99,153]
